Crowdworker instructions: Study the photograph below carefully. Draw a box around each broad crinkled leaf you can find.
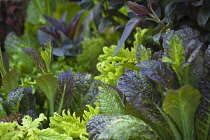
[139,60,175,89]
[19,87,36,114]
[162,32,185,69]
[127,1,149,15]
[3,87,24,114]
[87,114,159,140]
[196,76,210,140]
[97,83,125,114]
[163,86,201,140]
[0,98,7,119]
[23,47,47,74]
[56,71,74,114]
[117,69,172,139]
[2,69,19,94]
[70,72,99,113]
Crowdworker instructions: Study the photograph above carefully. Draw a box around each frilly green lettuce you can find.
[95,27,149,85]
[49,102,100,139]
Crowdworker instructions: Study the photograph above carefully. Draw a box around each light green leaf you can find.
[2,69,19,94]
[36,74,59,116]
[162,33,185,68]
[41,37,53,73]
[37,128,73,140]
[98,83,125,114]
[21,114,47,129]
[163,86,201,140]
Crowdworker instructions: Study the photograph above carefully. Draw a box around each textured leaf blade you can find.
[2,69,19,94]
[0,98,7,119]
[127,1,149,15]
[87,114,159,140]
[3,87,24,114]
[162,32,185,68]
[23,48,47,74]
[117,69,172,139]
[139,60,175,89]
[196,76,210,140]
[113,15,146,56]
[98,83,125,114]
[163,86,201,140]
[56,71,74,114]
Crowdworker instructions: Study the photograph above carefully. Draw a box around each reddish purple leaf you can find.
[43,15,69,37]
[113,15,147,56]
[38,27,60,39]
[68,10,83,39]
[127,1,149,16]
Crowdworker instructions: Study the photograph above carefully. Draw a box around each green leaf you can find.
[163,86,201,140]
[98,83,125,114]
[87,114,159,140]
[162,31,186,86]
[197,5,210,27]
[21,113,47,129]
[36,74,59,116]
[162,32,185,68]
[2,69,19,94]
[41,37,53,73]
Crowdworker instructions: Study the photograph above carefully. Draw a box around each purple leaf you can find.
[68,10,83,39]
[23,48,47,74]
[138,60,175,89]
[113,15,146,56]
[43,15,69,37]
[38,26,59,39]
[127,1,149,16]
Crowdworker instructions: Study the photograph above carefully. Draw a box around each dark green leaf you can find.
[97,83,125,114]
[113,15,147,56]
[197,5,210,27]
[98,17,113,33]
[23,48,47,74]
[163,86,201,140]
[2,69,19,94]
[87,114,159,140]
[139,60,175,89]
[3,87,24,114]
